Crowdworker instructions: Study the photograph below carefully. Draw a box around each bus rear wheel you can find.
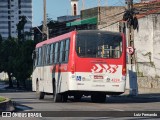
[52,80,68,102]
[53,92,68,102]
[36,80,45,100]
[91,93,106,103]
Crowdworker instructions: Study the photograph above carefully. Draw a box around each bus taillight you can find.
[122,67,126,76]
[71,64,75,74]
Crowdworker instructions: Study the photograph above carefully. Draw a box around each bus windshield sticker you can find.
[91,64,118,74]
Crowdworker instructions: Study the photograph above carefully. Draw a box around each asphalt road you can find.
[1,91,160,120]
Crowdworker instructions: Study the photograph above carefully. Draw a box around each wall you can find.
[98,13,160,93]
[134,14,160,78]
[98,6,125,30]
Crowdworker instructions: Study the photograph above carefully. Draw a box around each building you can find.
[71,0,79,16]
[0,0,32,39]
[57,15,80,23]
[66,6,125,31]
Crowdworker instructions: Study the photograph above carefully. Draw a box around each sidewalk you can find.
[121,89,160,99]
[0,82,15,112]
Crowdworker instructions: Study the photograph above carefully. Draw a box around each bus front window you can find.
[76,31,122,58]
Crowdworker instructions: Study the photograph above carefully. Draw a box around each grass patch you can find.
[0,97,6,102]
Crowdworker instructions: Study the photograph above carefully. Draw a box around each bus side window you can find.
[57,42,61,63]
[43,46,47,65]
[38,47,42,66]
[35,49,38,66]
[50,44,54,64]
[65,39,70,62]
[59,41,64,63]
[54,42,59,63]
[62,39,70,62]
[43,46,46,65]
[46,45,50,64]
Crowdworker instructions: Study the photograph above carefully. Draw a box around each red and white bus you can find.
[32,30,126,103]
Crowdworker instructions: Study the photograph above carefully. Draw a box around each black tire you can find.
[52,79,63,102]
[53,93,68,102]
[91,93,106,103]
[74,94,82,102]
[53,93,62,102]
[39,92,45,99]
[36,80,45,99]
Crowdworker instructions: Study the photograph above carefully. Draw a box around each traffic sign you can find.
[127,46,134,55]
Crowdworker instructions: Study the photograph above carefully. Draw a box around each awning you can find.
[66,17,97,27]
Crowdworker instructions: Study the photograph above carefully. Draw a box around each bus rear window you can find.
[76,31,122,58]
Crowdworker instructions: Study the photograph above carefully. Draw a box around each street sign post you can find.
[127,46,135,55]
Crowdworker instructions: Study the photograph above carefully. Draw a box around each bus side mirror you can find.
[32,50,36,60]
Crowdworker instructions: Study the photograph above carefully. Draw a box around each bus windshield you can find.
[76,31,123,58]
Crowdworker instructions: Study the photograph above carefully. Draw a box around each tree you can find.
[13,40,35,89]
[0,37,18,88]
[17,16,27,41]
[0,34,3,72]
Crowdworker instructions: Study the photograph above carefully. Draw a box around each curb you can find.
[0,97,15,112]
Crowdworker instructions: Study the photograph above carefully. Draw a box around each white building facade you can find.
[0,0,32,39]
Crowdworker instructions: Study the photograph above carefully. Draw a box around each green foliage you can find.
[17,16,27,41]
[0,37,18,87]
[0,34,3,72]
[13,40,35,88]
[0,35,35,88]
[0,97,6,102]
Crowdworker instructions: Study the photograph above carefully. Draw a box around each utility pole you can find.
[126,0,135,69]
[98,0,101,7]
[125,0,138,96]
[98,0,101,26]
[106,0,107,6]
[82,0,85,10]
[42,0,49,40]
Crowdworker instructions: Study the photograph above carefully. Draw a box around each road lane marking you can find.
[109,108,124,111]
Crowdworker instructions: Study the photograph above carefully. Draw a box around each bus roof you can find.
[36,30,74,48]
[77,30,122,36]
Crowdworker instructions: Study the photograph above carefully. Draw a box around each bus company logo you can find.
[76,76,81,81]
[91,64,118,74]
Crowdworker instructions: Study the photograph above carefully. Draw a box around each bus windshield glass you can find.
[76,31,122,58]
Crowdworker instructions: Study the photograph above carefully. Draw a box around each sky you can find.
[32,0,140,27]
